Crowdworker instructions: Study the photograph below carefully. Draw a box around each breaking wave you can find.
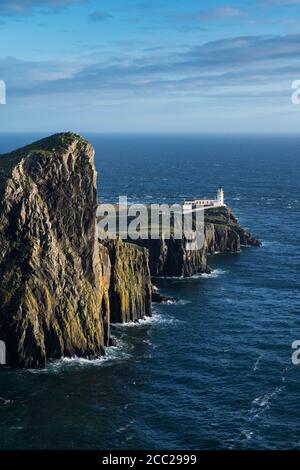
[112,311,181,328]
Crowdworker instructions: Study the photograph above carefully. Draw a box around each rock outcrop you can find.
[100,239,152,323]
[0,134,152,368]
[133,206,260,278]
[133,237,208,277]
[204,206,260,255]
[152,286,176,304]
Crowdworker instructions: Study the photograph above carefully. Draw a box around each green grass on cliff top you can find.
[0,132,89,177]
[0,132,89,195]
[1,132,88,160]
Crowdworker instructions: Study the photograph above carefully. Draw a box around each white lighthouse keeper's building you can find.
[183,187,225,212]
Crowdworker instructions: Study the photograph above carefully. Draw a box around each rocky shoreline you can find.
[133,205,260,277]
[0,133,260,368]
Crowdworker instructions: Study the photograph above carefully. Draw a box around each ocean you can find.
[0,134,299,449]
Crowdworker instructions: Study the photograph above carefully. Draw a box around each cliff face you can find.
[0,134,152,368]
[204,206,260,254]
[133,206,260,277]
[98,242,111,346]
[102,240,152,323]
[134,238,208,277]
[0,133,106,367]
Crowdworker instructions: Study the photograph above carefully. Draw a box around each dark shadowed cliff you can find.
[102,239,152,323]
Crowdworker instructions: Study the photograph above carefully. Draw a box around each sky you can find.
[0,0,300,133]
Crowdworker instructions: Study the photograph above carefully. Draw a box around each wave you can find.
[158,298,177,305]
[240,430,253,441]
[58,355,107,366]
[153,275,185,280]
[252,395,271,409]
[57,348,130,369]
[158,298,191,306]
[23,312,180,374]
[261,240,282,248]
[113,312,181,328]
[26,339,131,374]
[201,269,227,279]
[176,299,192,306]
[156,269,226,280]
[253,354,263,372]
[250,385,284,417]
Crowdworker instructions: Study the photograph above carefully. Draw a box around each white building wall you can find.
[183,189,225,210]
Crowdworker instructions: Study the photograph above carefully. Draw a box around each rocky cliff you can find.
[133,237,208,277]
[0,133,106,367]
[0,134,152,368]
[0,133,260,367]
[102,240,152,323]
[204,206,260,254]
[133,206,260,277]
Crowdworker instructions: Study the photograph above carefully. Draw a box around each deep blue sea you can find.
[0,134,299,450]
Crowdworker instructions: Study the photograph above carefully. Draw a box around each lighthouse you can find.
[217,186,224,206]
[183,187,225,211]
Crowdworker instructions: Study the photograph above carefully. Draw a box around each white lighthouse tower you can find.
[217,186,224,206]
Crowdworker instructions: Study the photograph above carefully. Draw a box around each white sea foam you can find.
[159,298,177,305]
[24,312,180,374]
[159,298,191,306]
[58,356,107,366]
[113,312,181,328]
[253,354,263,372]
[55,347,130,369]
[241,430,253,441]
[176,299,192,306]
[201,269,227,279]
[261,240,281,248]
[153,275,185,280]
[252,395,271,409]
[26,338,131,373]
[156,269,226,281]
[250,386,284,416]
[26,356,108,374]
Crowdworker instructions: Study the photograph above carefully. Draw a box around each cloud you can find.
[2,33,300,105]
[88,10,113,22]
[198,5,243,20]
[3,32,300,133]
[175,5,244,22]
[0,0,88,17]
